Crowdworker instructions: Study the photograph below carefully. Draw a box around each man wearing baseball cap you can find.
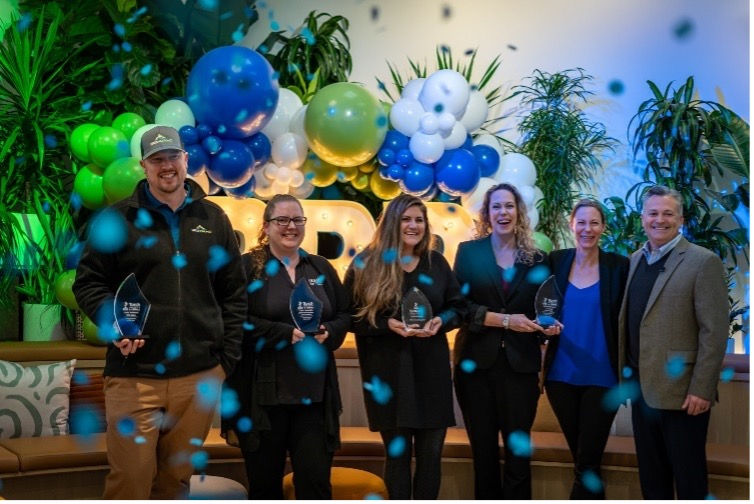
[74,125,247,498]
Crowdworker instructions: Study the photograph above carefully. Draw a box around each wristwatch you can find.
[502,313,510,330]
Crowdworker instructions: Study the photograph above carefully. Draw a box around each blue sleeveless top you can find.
[547,281,616,387]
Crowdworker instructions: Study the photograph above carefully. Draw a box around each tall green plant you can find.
[506,68,615,247]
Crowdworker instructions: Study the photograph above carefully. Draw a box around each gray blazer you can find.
[618,237,728,410]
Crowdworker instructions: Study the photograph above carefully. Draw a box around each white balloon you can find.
[186,172,210,194]
[419,113,439,135]
[155,100,195,130]
[130,123,157,158]
[497,153,537,187]
[271,132,308,169]
[401,78,426,101]
[289,169,305,188]
[437,112,456,133]
[473,133,504,178]
[262,162,278,181]
[519,185,536,207]
[460,90,489,133]
[533,185,544,207]
[461,177,498,217]
[418,69,470,119]
[254,181,276,200]
[271,180,289,195]
[528,207,539,228]
[443,121,467,149]
[289,179,315,199]
[261,88,303,141]
[389,98,424,137]
[409,132,445,164]
[276,166,292,184]
[289,104,308,140]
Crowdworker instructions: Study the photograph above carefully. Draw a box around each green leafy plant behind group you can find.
[505,68,616,248]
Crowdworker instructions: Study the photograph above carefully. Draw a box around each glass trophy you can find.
[289,279,324,335]
[534,275,563,329]
[401,287,433,329]
[113,273,151,339]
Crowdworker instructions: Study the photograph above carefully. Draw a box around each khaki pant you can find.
[102,365,224,499]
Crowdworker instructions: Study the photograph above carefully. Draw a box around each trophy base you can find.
[118,334,151,340]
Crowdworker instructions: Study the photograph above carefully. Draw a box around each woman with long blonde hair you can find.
[345,194,465,499]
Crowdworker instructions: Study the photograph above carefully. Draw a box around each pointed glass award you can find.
[534,275,563,329]
[289,278,324,335]
[113,273,151,339]
[401,286,433,328]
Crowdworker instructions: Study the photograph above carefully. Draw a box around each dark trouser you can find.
[631,384,711,500]
[454,348,539,499]
[378,427,447,499]
[242,403,333,499]
[545,381,619,499]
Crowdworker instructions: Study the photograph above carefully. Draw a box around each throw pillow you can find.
[0,359,76,438]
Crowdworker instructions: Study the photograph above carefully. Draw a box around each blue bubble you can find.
[526,265,550,284]
[220,387,240,418]
[113,23,126,37]
[207,245,230,272]
[363,375,393,405]
[507,430,532,457]
[140,64,152,76]
[673,17,694,40]
[418,274,433,285]
[106,78,123,91]
[294,336,328,373]
[376,115,387,127]
[190,450,209,471]
[155,363,166,375]
[665,356,685,379]
[161,77,173,87]
[88,208,128,253]
[399,255,412,264]
[382,248,398,263]
[235,109,249,122]
[354,256,365,269]
[301,397,312,405]
[220,10,233,20]
[237,416,252,433]
[301,27,315,45]
[255,337,266,352]
[242,321,255,331]
[387,436,406,458]
[81,100,92,112]
[172,253,188,270]
[196,378,222,409]
[365,493,383,500]
[44,134,58,148]
[720,367,735,383]
[112,44,121,53]
[134,435,147,444]
[165,341,182,361]
[72,372,90,385]
[433,103,444,113]
[621,366,633,379]
[70,406,99,441]
[460,282,470,296]
[581,469,603,494]
[327,106,336,117]
[460,359,477,373]
[135,208,153,229]
[189,437,203,447]
[315,274,326,285]
[135,235,158,249]
[270,20,279,30]
[607,79,624,96]
[116,417,135,437]
[247,279,264,293]
[17,13,32,32]
[265,259,280,276]
[602,381,640,411]
[502,266,516,283]
[121,41,132,52]
[705,493,717,500]
[275,339,288,351]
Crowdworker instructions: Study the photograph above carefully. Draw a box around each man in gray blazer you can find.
[618,185,728,499]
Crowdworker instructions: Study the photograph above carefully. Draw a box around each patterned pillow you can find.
[0,359,76,438]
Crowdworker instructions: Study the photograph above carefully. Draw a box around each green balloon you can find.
[532,231,554,253]
[73,164,106,209]
[70,123,100,163]
[112,112,147,142]
[88,126,130,168]
[305,82,387,168]
[82,316,107,346]
[54,270,79,310]
[103,156,145,203]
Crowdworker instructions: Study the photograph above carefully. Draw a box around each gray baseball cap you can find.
[140,126,185,160]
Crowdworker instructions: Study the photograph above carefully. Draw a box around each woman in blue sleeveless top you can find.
[544,199,629,499]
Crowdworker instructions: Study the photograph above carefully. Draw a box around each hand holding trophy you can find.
[534,275,564,337]
[113,273,151,356]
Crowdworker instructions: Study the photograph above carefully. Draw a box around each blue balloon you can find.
[202,135,223,155]
[196,123,213,140]
[386,163,405,181]
[186,144,210,176]
[243,132,271,167]
[207,177,222,195]
[179,125,199,146]
[395,148,413,167]
[471,144,500,177]
[461,134,473,151]
[206,140,255,188]
[377,147,395,167]
[434,148,481,197]
[186,46,279,139]
[225,176,256,199]
[419,184,438,201]
[384,130,410,151]
[400,161,435,195]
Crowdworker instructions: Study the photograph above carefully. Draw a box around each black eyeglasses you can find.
[267,216,307,226]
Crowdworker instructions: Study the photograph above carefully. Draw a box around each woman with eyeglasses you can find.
[222,194,350,499]
[344,194,465,499]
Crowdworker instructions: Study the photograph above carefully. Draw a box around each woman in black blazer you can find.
[544,199,629,499]
[453,182,561,499]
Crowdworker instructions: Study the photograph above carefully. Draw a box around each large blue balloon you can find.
[435,148,481,197]
[400,161,435,196]
[377,147,395,166]
[471,144,500,177]
[206,140,256,189]
[179,125,199,146]
[225,176,256,199]
[383,130,410,151]
[186,46,279,139]
[243,132,271,167]
[186,144,210,176]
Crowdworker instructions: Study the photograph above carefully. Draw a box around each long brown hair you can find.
[247,194,302,277]
[476,182,539,265]
[352,194,433,326]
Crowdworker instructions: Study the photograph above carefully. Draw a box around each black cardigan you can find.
[222,248,350,452]
[453,236,550,373]
[543,248,630,378]
[344,250,464,431]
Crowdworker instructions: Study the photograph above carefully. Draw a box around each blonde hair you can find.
[476,183,540,265]
[246,194,302,277]
[352,195,433,326]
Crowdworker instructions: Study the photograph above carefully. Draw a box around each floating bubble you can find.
[705,493,717,500]
[270,20,279,30]
[301,397,312,405]
[44,134,58,148]
[400,255,413,264]
[121,41,132,52]
[112,44,120,53]
[243,321,255,331]
[135,208,153,229]
[189,437,203,447]
[113,23,126,37]
[720,367,735,383]
[526,265,550,284]
[418,274,433,285]
[155,363,166,375]
[198,0,218,9]
[17,13,32,32]
[165,341,182,361]
[376,115,387,127]
[434,103,444,113]
[370,6,380,21]
[608,79,625,96]
[248,279,264,293]
[673,17,694,40]
[365,493,383,500]
[207,245,230,272]
[196,377,222,410]
[363,375,393,405]
[460,282,470,296]
[507,44,517,51]
[502,266,516,283]
[316,274,326,285]
[294,336,328,373]
[220,11,233,20]
[387,436,406,458]
[81,101,93,111]
[107,78,123,91]
[172,253,188,270]
[72,372,90,385]
[665,356,685,379]
[507,430,532,457]
[134,435,147,444]
[602,381,640,411]
[354,256,366,269]
[301,27,315,45]
[441,4,452,18]
[161,77,173,87]
[135,236,158,249]
[581,469,603,494]
[327,106,337,117]
[459,359,477,373]
[237,416,252,433]
[70,405,99,441]
[464,48,474,56]
[275,339,288,351]
[190,450,209,471]
[220,387,240,418]
[255,337,266,352]
[265,259,280,276]
[621,366,633,379]
[382,248,398,263]
[140,64,152,76]
[89,208,128,253]
[117,417,136,437]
